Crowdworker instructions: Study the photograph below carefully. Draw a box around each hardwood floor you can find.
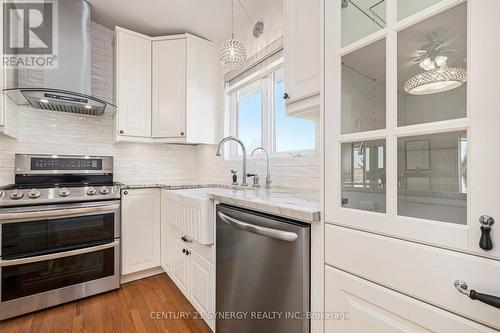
[0,273,212,333]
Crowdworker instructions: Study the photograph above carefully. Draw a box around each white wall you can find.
[233,0,283,59]
[0,23,198,186]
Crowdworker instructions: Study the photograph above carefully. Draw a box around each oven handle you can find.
[0,240,119,267]
[0,203,120,222]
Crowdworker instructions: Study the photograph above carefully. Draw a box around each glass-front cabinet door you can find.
[325,0,500,258]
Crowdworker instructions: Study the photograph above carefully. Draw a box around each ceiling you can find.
[87,0,275,44]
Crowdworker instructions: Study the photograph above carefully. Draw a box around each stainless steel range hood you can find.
[2,0,116,116]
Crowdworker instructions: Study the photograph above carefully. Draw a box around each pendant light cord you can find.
[237,0,255,26]
[230,0,255,39]
[231,0,234,39]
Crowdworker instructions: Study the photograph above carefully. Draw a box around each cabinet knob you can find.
[119,130,124,134]
[182,248,186,254]
[185,250,190,256]
[123,190,128,195]
[283,92,290,100]
[180,132,185,136]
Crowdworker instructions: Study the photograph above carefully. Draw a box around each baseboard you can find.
[121,266,165,284]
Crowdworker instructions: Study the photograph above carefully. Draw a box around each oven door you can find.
[0,201,120,320]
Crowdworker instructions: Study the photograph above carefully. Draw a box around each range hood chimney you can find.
[2,0,116,116]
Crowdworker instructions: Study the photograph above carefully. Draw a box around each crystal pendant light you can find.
[219,0,247,71]
[404,66,466,95]
[404,53,467,95]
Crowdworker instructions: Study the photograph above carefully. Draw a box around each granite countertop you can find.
[117,181,321,223]
[205,187,320,223]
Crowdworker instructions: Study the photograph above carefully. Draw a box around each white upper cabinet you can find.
[325,0,500,259]
[184,35,219,144]
[115,27,152,138]
[115,28,220,144]
[152,38,186,138]
[283,0,321,116]
[152,34,219,144]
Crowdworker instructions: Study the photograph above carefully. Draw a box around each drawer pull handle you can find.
[479,215,494,251]
[181,235,192,243]
[454,280,500,309]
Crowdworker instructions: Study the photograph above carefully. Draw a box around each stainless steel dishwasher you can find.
[216,204,310,333]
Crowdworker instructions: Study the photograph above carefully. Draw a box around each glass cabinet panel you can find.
[398,131,467,224]
[398,0,442,20]
[342,39,386,134]
[341,0,386,47]
[341,139,386,213]
[397,4,467,127]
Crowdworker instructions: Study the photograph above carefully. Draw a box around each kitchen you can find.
[0,0,499,333]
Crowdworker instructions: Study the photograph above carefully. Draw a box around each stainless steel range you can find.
[0,154,121,320]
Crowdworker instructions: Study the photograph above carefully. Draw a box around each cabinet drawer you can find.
[325,224,500,329]
[170,225,214,264]
[325,266,496,333]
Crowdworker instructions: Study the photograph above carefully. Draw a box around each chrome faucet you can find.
[216,136,248,186]
[251,147,272,190]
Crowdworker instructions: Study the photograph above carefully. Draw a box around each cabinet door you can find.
[121,188,160,275]
[170,236,189,295]
[325,266,496,333]
[116,28,152,138]
[189,250,214,320]
[284,0,320,107]
[152,39,186,138]
[325,0,500,258]
[185,34,219,144]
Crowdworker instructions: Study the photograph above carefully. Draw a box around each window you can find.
[236,80,263,155]
[228,62,316,157]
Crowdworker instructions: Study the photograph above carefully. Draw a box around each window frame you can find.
[225,58,316,159]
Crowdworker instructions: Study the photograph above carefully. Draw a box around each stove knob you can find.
[99,186,110,195]
[28,189,41,199]
[9,190,24,200]
[86,187,97,196]
[58,187,71,197]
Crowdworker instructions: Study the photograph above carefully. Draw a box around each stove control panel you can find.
[0,185,121,207]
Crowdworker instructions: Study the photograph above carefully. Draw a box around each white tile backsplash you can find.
[0,106,198,186]
[196,145,321,193]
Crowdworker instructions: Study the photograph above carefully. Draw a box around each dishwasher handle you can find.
[218,211,298,242]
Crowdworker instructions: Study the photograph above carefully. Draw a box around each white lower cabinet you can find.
[167,233,215,330]
[161,192,215,331]
[325,225,500,330]
[121,188,161,276]
[325,266,496,333]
